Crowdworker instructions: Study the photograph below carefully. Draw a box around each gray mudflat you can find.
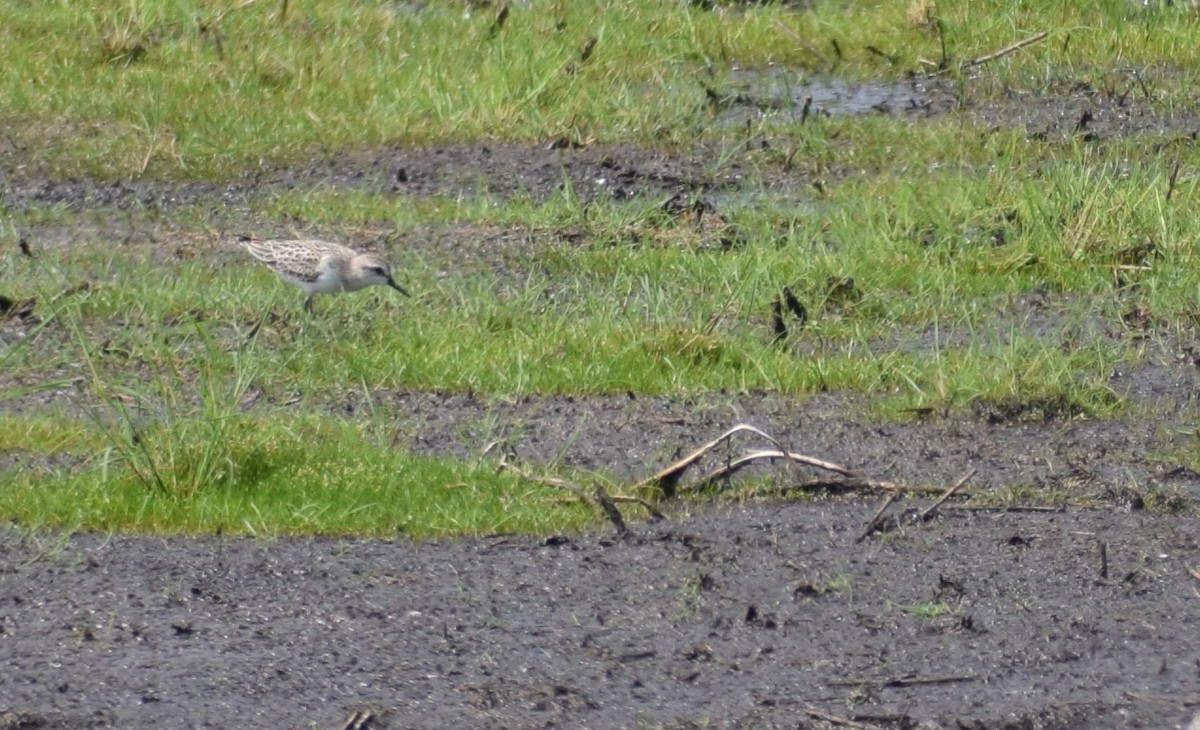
[2,505,1198,729]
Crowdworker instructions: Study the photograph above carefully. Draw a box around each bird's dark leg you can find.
[304,296,315,316]
[243,315,265,347]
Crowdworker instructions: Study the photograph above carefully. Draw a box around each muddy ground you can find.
[3,76,1200,729]
[2,505,1199,730]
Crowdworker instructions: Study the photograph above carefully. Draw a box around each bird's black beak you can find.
[388,277,410,297]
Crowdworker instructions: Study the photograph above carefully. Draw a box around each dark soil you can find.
[2,506,1199,730]
[4,77,1200,729]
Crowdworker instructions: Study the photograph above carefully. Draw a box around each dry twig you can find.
[1166,160,1182,203]
[856,489,903,543]
[499,457,661,535]
[930,30,1049,76]
[771,20,830,67]
[338,709,376,730]
[828,674,976,688]
[802,706,886,730]
[498,423,904,533]
[592,485,628,536]
[943,504,1063,513]
[856,468,976,541]
[690,449,898,493]
[607,494,665,520]
[918,468,976,522]
[640,424,902,502]
[639,424,781,496]
[200,0,258,32]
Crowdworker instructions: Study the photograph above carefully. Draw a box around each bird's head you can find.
[352,253,410,296]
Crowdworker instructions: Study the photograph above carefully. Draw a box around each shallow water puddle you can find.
[717,68,953,124]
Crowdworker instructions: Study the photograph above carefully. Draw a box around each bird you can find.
[238,236,409,315]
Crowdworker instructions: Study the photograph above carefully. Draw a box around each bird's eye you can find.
[373,266,386,275]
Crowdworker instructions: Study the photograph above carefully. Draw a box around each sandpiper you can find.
[238,236,409,315]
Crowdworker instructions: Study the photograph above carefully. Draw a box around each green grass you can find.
[1,415,594,537]
[899,601,957,619]
[1,189,1139,409]
[5,1,1200,536]
[5,112,1183,415]
[3,0,1200,177]
[0,316,590,537]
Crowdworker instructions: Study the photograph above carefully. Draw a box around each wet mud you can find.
[2,506,1198,729]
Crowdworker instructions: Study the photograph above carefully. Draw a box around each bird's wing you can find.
[243,239,348,268]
